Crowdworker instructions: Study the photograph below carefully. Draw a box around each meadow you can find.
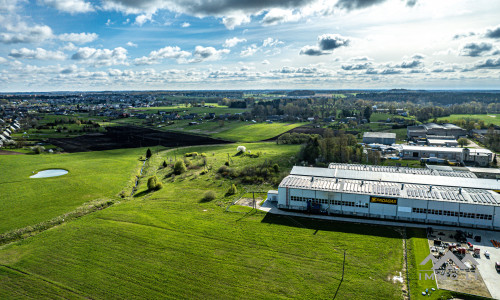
[0,143,408,299]
[0,148,147,234]
[435,114,500,127]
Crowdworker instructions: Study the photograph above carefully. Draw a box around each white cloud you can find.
[181,22,190,28]
[71,47,128,66]
[0,57,8,64]
[221,15,250,30]
[0,22,54,44]
[190,46,230,63]
[223,37,246,48]
[262,37,283,47]
[261,8,301,26]
[39,0,94,14]
[58,32,98,44]
[135,14,152,26]
[126,41,138,47]
[134,46,191,65]
[261,59,270,64]
[9,47,66,60]
[240,44,258,57]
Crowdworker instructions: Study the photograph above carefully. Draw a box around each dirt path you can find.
[0,150,25,155]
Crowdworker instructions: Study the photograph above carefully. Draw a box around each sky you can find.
[0,0,499,92]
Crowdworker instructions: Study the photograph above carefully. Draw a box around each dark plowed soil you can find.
[49,126,231,152]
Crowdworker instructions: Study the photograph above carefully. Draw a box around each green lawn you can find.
[0,143,406,299]
[213,122,307,142]
[435,114,500,127]
[134,104,247,115]
[0,148,147,234]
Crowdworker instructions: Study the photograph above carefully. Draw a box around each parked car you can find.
[495,262,500,272]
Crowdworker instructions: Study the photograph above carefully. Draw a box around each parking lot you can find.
[469,229,500,299]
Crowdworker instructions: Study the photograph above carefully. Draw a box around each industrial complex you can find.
[269,163,500,230]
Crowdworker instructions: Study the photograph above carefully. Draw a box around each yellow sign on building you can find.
[370,196,398,205]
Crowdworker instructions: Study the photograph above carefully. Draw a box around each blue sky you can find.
[0,0,499,92]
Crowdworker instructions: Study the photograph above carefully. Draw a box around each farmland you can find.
[434,114,500,127]
[0,143,407,299]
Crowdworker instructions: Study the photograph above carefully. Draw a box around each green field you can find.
[435,114,500,126]
[0,143,408,299]
[212,122,307,142]
[0,148,147,234]
[134,104,247,115]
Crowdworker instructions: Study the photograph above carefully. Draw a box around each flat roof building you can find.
[407,123,467,140]
[272,164,500,230]
[363,132,396,145]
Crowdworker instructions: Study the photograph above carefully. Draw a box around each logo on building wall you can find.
[370,196,398,205]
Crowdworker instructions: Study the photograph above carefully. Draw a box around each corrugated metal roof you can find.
[363,132,396,139]
[280,174,500,205]
[291,166,500,190]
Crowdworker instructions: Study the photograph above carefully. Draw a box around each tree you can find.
[457,138,469,148]
[363,106,372,122]
[173,160,187,175]
[147,175,162,190]
[227,184,237,195]
[146,148,152,159]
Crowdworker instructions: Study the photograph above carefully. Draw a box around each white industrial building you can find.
[269,163,500,230]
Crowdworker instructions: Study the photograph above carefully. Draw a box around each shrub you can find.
[174,160,187,175]
[162,160,168,168]
[32,145,45,154]
[183,158,191,167]
[146,148,152,159]
[272,163,280,173]
[147,175,162,190]
[201,153,207,157]
[202,190,216,202]
[225,161,230,166]
[185,152,199,157]
[227,184,237,195]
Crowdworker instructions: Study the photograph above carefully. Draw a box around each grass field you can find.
[0,143,406,299]
[134,104,247,115]
[0,148,148,234]
[435,114,500,126]
[212,122,307,142]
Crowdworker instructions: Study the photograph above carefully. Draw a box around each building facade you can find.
[271,165,500,230]
[363,132,396,145]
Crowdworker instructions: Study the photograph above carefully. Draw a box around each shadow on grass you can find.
[236,209,258,222]
[133,189,153,198]
[260,213,408,239]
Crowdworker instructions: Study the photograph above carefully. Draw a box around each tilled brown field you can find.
[49,126,231,152]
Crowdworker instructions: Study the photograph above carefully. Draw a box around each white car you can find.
[484,251,490,258]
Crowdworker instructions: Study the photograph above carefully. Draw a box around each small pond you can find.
[30,169,68,178]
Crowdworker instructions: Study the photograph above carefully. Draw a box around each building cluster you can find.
[0,119,20,148]
[268,163,500,230]
[398,145,493,167]
[407,123,466,146]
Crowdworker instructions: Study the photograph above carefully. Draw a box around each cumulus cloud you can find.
[134,46,191,65]
[71,46,128,66]
[181,22,190,28]
[0,57,8,64]
[9,47,66,60]
[336,0,417,10]
[135,14,152,25]
[485,25,500,39]
[394,59,423,68]
[0,23,53,44]
[126,41,138,47]
[300,34,350,56]
[39,0,94,14]
[460,42,493,57]
[223,37,246,48]
[349,56,371,61]
[58,32,98,44]
[221,15,250,30]
[261,59,270,64]
[190,46,230,63]
[341,62,372,70]
[261,8,300,26]
[473,57,500,69]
